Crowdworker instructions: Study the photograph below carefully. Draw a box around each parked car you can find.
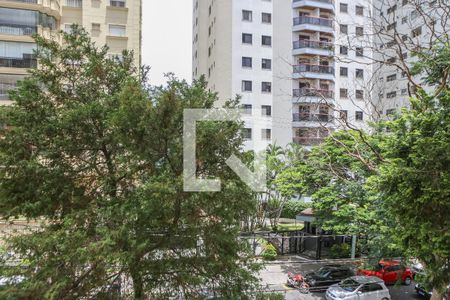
[326,276,391,300]
[357,260,413,285]
[415,283,450,300]
[302,264,355,292]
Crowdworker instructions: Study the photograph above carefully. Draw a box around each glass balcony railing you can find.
[0,24,37,36]
[0,57,37,68]
[65,0,82,7]
[293,136,326,146]
[293,0,334,4]
[293,16,333,28]
[293,88,334,98]
[3,0,39,4]
[293,40,334,51]
[293,113,333,122]
[293,64,335,75]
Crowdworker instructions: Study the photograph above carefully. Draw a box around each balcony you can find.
[293,39,334,56]
[293,88,334,100]
[293,16,334,34]
[293,0,334,11]
[293,113,333,123]
[293,64,335,80]
[293,136,325,146]
[0,24,37,36]
[65,0,81,7]
[0,57,37,68]
[3,0,39,3]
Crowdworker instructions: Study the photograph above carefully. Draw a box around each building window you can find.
[340,3,348,13]
[356,47,364,56]
[355,111,363,121]
[242,10,252,21]
[65,0,82,7]
[387,57,397,63]
[0,41,37,68]
[110,0,125,7]
[386,108,396,115]
[262,12,272,24]
[262,82,272,93]
[243,128,252,140]
[340,110,348,121]
[356,26,364,36]
[262,35,272,46]
[92,23,100,32]
[356,5,364,16]
[387,91,397,98]
[387,74,397,82]
[241,104,252,114]
[387,4,397,14]
[242,33,253,44]
[261,129,272,140]
[262,58,271,70]
[340,46,348,55]
[401,88,408,95]
[340,67,348,77]
[262,105,272,117]
[109,24,126,36]
[387,22,397,31]
[242,57,252,68]
[412,26,422,37]
[356,89,364,99]
[242,80,252,92]
[356,69,364,79]
[340,24,348,34]
[340,88,348,98]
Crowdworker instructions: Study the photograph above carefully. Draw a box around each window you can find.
[387,4,397,14]
[387,74,397,82]
[356,89,364,99]
[241,104,252,114]
[386,108,396,115]
[402,34,408,41]
[340,88,348,98]
[412,26,422,37]
[262,35,272,46]
[242,80,252,92]
[262,105,272,117]
[92,23,100,32]
[356,47,364,57]
[340,3,348,13]
[242,57,252,68]
[262,129,272,140]
[387,22,397,31]
[355,111,363,121]
[243,128,252,140]
[262,58,271,70]
[340,110,348,121]
[110,0,125,7]
[356,26,364,36]
[340,24,348,34]
[356,69,364,79]
[340,67,348,77]
[262,12,272,23]
[411,10,419,19]
[0,41,37,68]
[262,82,272,93]
[340,46,348,55]
[242,33,252,44]
[356,5,364,16]
[387,91,397,98]
[242,10,252,21]
[387,57,397,63]
[401,88,408,95]
[109,24,126,36]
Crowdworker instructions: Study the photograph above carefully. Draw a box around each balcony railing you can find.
[293,16,333,28]
[293,40,334,51]
[65,0,82,7]
[293,64,335,75]
[293,0,334,4]
[110,0,126,7]
[293,113,333,122]
[0,24,37,36]
[293,136,326,146]
[293,88,334,98]
[0,57,37,68]
[3,0,38,3]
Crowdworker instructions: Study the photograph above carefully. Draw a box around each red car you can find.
[357,260,413,285]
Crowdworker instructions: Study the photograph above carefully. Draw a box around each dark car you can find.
[304,265,355,292]
[415,283,450,300]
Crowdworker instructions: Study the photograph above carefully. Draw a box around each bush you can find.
[329,243,351,259]
[280,200,311,219]
[256,292,285,300]
[261,244,277,261]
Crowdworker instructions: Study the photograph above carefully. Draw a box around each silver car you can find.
[326,276,391,300]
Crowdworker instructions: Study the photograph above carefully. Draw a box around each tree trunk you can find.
[430,288,444,300]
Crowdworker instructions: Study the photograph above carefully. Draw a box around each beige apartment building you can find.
[0,0,142,106]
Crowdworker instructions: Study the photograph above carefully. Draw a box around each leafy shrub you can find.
[329,243,351,258]
[261,244,277,261]
[256,292,285,300]
[280,200,311,219]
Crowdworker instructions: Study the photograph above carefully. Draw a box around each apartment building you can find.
[0,0,142,106]
[193,0,373,149]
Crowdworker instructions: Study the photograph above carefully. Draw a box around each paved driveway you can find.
[259,259,419,300]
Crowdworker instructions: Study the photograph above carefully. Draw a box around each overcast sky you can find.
[142,0,193,86]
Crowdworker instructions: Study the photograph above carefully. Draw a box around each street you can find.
[259,258,419,300]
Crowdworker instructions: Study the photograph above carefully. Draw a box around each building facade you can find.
[0,0,142,105]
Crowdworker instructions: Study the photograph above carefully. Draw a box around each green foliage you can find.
[280,200,310,219]
[329,243,351,259]
[255,292,285,300]
[261,244,277,261]
[0,26,261,299]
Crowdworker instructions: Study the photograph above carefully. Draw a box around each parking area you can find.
[259,258,419,300]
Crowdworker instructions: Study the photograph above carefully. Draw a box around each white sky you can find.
[142,0,193,86]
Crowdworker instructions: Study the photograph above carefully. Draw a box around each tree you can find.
[0,27,261,299]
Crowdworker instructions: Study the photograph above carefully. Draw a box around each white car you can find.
[326,276,391,300]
